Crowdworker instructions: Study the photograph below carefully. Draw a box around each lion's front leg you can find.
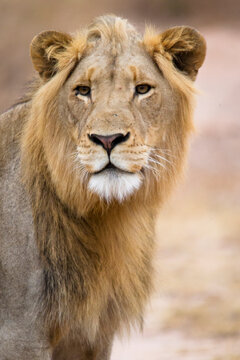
[52,332,113,360]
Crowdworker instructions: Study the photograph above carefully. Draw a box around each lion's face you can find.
[30,16,206,206]
[58,44,175,201]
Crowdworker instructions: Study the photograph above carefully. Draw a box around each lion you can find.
[0,15,206,359]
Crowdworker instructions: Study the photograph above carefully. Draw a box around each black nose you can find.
[88,132,130,154]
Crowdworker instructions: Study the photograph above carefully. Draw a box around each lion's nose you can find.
[88,132,130,154]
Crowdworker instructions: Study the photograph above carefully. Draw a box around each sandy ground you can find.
[0,2,240,358]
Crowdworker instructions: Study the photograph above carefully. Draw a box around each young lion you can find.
[0,15,206,360]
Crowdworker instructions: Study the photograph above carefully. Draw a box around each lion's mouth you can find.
[94,162,133,175]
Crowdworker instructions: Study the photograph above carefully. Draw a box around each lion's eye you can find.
[75,86,91,97]
[135,84,152,95]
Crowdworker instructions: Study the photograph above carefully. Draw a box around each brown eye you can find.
[75,85,91,96]
[135,84,152,95]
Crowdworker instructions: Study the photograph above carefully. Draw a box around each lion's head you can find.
[24,15,206,213]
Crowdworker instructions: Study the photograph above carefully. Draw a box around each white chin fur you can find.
[88,170,142,202]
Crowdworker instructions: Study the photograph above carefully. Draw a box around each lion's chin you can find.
[88,169,142,202]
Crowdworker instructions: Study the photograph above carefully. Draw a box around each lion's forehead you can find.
[69,45,160,88]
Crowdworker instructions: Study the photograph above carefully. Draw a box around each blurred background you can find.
[0,0,239,358]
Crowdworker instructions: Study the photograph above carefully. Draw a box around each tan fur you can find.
[143,25,206,80]
[1,15,206,358]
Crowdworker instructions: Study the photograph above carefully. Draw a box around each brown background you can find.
[1,0,240,358]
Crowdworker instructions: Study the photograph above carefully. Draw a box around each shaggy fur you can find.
[0,15,206,359]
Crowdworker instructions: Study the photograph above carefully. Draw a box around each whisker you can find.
[144,163,158,171]
[157,151,176,159]
[148,157,167,170]
[146,145,176,158]
[151,153,172,164]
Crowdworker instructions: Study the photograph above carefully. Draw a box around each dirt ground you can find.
[0,1,240,359]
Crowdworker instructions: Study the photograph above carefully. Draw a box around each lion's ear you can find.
[144,26,206,80]
[30,31,72,80]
